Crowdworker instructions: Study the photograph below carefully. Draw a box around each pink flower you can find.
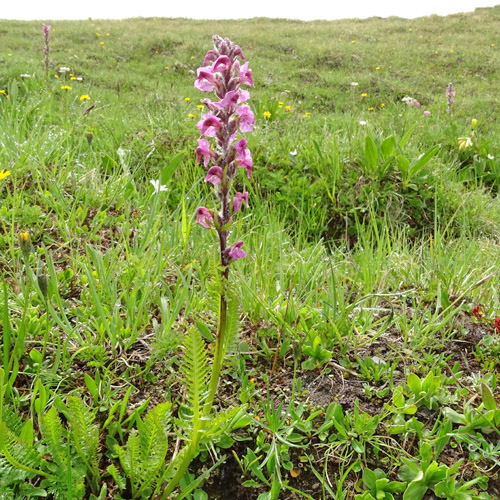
[212,90,250,110]
[202,50,218,66]
[237,105,255,133]
[197,113,223,137]
[212,55,231,72]
[238,61,253,86]
[196,138,214,167]
[423,110,431,116]
[232,192,249,212]
[205,166,224,185]
[194,67,218,92]
[196,207,214,229]
[228,240,246,260]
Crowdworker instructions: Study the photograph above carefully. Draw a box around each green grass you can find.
[1,8,500,500]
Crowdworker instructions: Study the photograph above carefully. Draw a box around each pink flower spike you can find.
[212,55,231,72]
[196,138,213,167]
[238,62,253,86]
[237,105,255,133]
[233,192,249,212]
[228,240,246,260]
[235,137,247,156]
[423,110,431,116]
[205,166,224,185]
[197,113,223,137]
[196,207,214,229]
[232,45,245,60]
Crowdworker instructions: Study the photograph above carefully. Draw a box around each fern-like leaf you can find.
[180,328,210,427]
[40,406,67,467]
[223,288,240,357]
[65,396,100,479]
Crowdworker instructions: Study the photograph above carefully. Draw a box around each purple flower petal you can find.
[205,166,224,185]
[196,207,213,229]
[232,192,249,212]
[228,240,246,260]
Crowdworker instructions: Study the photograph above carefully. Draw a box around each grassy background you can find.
[1,7,500,499]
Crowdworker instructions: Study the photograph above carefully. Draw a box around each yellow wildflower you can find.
[96,32,100,36]
[7,53,12,56]
[303,112,311,118]
[408,28,412,31]
[278,101,284,108]
[187,113,196,118]
[70,76,77,80]
[285,105,291,112]
[368,107,374,111]
[263,111,271,120]
[197,104,204,110]
[164,66,169,70]
[351,40,355,43]
[106,33,110,36]
[0,90,6,94]
[471,118,478,130]
[380,103,385,108]
[60,85,72,90]
[435,51,439,54]
[0,169,11,180]
[375,66,381,70]
[184,97,191,102]
[338,38,342,42]
[458,136,473,151]
[449,49,453,53]
[491,43,495,47]
[19,232,31,257]
[54,74,59,79]
[100,41,104,45]
[80,95,91,101]
[361,93,367,97]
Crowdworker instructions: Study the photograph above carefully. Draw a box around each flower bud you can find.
[86,132,94,145]
[19,232,31,258]
[471,118,478,130]
[37,274,49,300]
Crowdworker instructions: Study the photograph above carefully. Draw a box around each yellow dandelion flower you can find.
[380,103,385,107]
[361,93,367,97]
[100,41,104,45]
[70,76,77,80]
[408,28,412,31]
[373,38,377,41]
[8,53,12,57]
[491,43,495,47]
[419,35,423,38]
[106,33,110,36]
[303,112,311,118]
[155,50,159,54]
[368,107,374,111]
[184,97,191,102]
[449,49,453,53]
[351,40,355,43]
[263,111,271,120]
[60,85,72,90]
[69,73,74,77]
[435,51,439,54]
[54,74,59,79]
[285,105,291,112]
[164,66,169,70]
[96,32,100,36]
[375,66,381,70]
[197,104,204,110]
[80,95,91,101]
[278,101,284,108]
[0,89,6,94]
[187,113,196,118]
[0,169,11,180]
[338,38,342,42]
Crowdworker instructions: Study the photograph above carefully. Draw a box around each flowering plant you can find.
[42,23,51,78]
[446,82,455,113]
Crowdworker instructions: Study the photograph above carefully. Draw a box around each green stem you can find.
[203,293,227,416]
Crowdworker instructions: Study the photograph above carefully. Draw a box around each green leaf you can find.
[407,374,422,395]
[363,468,378,490]
[381,136,396,159]
[161,152,185,186]
[403,480,428,500]
[195,320,214,342]
[399,124,416,148]
[84,373,99,402]
[365,136,378,171]
[481,382,497,411]
[409,145,440,178]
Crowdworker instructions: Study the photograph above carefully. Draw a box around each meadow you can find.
[1,7,500,499]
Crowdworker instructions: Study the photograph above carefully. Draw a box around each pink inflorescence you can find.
[446,82,455,113]
[194,35,254,264]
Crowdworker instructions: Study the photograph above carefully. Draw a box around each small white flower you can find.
[76,77,83,81]
[20,73,31,78]
[58,66,71,73]
[150,179,168,193]
[289,149,298,156]
[359,120,367,126]
[350,81,359,87]
[488,154,495,160]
